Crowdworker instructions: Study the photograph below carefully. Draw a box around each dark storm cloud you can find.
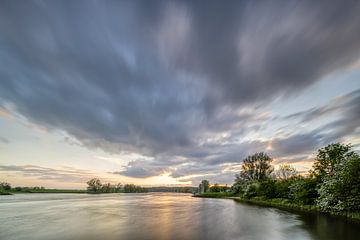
[1,1,360,180]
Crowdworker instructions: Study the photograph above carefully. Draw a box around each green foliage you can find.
[235,152,274,183]
[289,177,318,205]
[87,178,103,193]
[243,182,259,199]
[0,182,11,191]
[209,183,220,192]
[123,184,148,193]
[197,192,234,198]
[199,142,360,220]
[147,186,197,193]
[198,179,210,193]
[86,178,146,193]
[317,154,360,212]
[274,179,292,199]
[209,184,230,192]
[311,143,355,180]
[274,164,298,180]
[257,180,277,199]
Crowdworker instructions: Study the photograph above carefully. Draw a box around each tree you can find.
[274,164,298,180]
[289,177,318,205]
[123,184,135,193]
[87,178,102,193]
[236,152,274,182]
[311,143,355,180]
[114,183,123,193]
[0,182,11,191]
[101,183,112,193]
[200,180,210,193]
[210,184,220,192]
[123,184,147,193]
[317,154,360,212]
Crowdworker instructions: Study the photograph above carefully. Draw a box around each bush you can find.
[289,177,318,205]
[317,154,360,212]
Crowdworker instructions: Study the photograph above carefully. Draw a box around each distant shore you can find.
[1,189,87,194]
[195,192,360,222]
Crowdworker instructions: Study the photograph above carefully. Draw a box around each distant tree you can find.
[114,183,123,193]
[101,183,112,193]
[123,184,135,193]
[87,178,102,193]
[311,143,355,180]
[200,180,210,193]
[123,184,147,193]
[236,152,274,183]
[274,164,298,180]
[210,184,221,192]
[0,182,11,191]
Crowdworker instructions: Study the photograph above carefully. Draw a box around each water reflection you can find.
[0,193,359,240]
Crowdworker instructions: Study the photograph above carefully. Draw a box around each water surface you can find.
[1,193,359,240]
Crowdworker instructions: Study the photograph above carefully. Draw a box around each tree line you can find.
[86,178,148,193]
[199,143,360,214]
[198,180,230,194]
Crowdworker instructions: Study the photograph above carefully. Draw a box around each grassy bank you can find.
[195,193,360,222]
[194,192,235,198]
[0,192,13,195]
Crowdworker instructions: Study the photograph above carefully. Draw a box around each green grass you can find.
[196,193,360,222]
[194,192,235,198]
[0,191,13,195]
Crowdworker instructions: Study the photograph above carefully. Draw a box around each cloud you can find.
[0,1,360,183]
[0,165,99,183]
[0,137,9,144]
[113,159,169,178]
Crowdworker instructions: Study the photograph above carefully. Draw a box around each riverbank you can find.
[195,193,360,222]
[3,189,87,194]
[0,192,13,195]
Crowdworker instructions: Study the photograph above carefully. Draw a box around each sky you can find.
[0,0,360,188]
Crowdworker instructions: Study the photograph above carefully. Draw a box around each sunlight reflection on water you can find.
[0,193,359,240]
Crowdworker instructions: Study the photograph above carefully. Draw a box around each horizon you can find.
[1,0,360,189]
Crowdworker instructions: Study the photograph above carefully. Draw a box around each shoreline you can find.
[194,193,360,223]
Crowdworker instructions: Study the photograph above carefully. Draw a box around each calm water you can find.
[0,193,359,240]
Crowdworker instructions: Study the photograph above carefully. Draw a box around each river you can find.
[0,193,359,240]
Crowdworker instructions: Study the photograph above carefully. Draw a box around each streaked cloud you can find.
[0,165,98,183]
[0,0,359,185]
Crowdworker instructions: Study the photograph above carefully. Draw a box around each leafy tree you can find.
[208,184,230,193]
[123,184,136,193]
[87,178,103,193]
[257,180,277,199]
[273,177,299,199]
[101,183,112,193]
[0,182,11,191]
[243,182,259,199]
[274,164,298,180]
[289,177,318,205]
[317,154,360,212]
[123,184,147,193]
[311,143,355,180]
[236,152,274,183]
[200,180,210,193]
[114,183,123,192]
